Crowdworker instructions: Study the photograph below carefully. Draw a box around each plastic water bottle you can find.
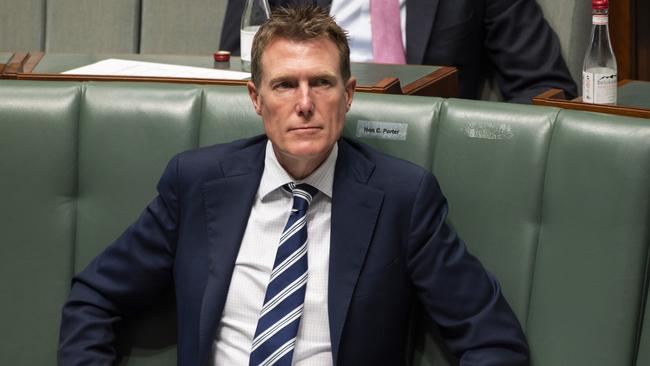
[240,0,271,72]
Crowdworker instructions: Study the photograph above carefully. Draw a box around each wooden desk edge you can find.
[401,66,458,97]
[532,83,650,119]
[15,72,404,94]
[2,52,29,77]
[533,88,566,100]
[356,77,402,94]
[15,72,250,86]
[21,52,45,74]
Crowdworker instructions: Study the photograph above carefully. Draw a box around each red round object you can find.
[213,51,231,62]
[592,0,608,10]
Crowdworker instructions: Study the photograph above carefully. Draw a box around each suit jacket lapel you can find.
[198,140,266,365]
[328,139,384,363]
[406,0,439,64]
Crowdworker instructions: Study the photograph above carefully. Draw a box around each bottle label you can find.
[240,26,259,63]
[582,69,617,104]
[593,15,608,25]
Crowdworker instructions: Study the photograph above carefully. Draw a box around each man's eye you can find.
[274,81,294,89]
[314,78,332,87]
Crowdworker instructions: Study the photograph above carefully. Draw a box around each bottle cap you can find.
[592,0,608,10]
[213,51,231,62]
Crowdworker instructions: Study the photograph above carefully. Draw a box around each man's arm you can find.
[58,156,181,365]
[485,0,577,103]
[407,172,529,365]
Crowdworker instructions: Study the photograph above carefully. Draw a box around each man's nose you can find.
[295,85,314,117]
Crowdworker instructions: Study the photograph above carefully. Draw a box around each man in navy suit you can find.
[221,0,577,104]
[59,5,528,365]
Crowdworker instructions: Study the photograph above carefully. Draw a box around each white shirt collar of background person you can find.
[330,0,406,62]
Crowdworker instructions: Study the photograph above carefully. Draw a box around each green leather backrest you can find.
[74,83,203,365]
[527,110,650,365]
[411,99,560,366]
[74,83,202,270]
[344,93,441,170]
[435,99,558,320]
[199,86,265,146]
[1,80,649,366]
[0,82,80,364]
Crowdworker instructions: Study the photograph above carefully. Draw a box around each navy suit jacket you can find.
[59,136,528,365]
[220,0,577,103]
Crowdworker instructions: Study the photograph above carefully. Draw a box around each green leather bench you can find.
[1,80,649,365]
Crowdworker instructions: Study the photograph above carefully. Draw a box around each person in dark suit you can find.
[221,0,577,104]
[59,5,528,365]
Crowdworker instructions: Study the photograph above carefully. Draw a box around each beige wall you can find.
[0,0,227,54]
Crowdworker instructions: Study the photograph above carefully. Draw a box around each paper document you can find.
[62,58,250,80]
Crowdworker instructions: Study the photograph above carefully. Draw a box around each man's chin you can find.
[277,144,333,162]
[289,127,323,136]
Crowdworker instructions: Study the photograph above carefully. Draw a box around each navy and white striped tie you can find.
[249,182,319,366]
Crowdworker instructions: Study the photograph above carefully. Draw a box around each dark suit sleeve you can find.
[58,156,181,365]
[484,0,577,103]
[407,172,529,365]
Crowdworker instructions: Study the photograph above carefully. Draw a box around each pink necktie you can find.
[371,0,406,64]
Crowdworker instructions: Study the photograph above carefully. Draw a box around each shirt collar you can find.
[258,140,337,200]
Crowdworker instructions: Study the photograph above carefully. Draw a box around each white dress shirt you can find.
[213,141,337,365]
[330,0,407,62]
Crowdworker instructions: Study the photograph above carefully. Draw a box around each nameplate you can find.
[356,120,408,141]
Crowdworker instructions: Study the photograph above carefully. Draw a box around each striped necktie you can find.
[249,182,319,366]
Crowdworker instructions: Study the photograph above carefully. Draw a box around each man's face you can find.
[248,36,356,176]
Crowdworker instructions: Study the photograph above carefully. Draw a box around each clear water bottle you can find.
[582,0,617,104]
[240,0,271,72]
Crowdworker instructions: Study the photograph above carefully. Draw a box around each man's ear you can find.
[344,76,357,112]
[247,81,262,115]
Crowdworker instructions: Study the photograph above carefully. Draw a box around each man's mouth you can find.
[289,126,321,132]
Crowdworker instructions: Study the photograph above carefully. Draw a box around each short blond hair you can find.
[250,5,351,87]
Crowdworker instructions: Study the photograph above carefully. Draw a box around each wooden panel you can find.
[609,0,635,80]
[637,0,650,80]
[1,52,28,76]
[610,0,650,81]
[532,81,650,119]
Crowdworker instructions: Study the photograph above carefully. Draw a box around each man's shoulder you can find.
[165,135,267,183]
[339,137,432,184]
[178,135,267,162]
[338,137,445,208]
